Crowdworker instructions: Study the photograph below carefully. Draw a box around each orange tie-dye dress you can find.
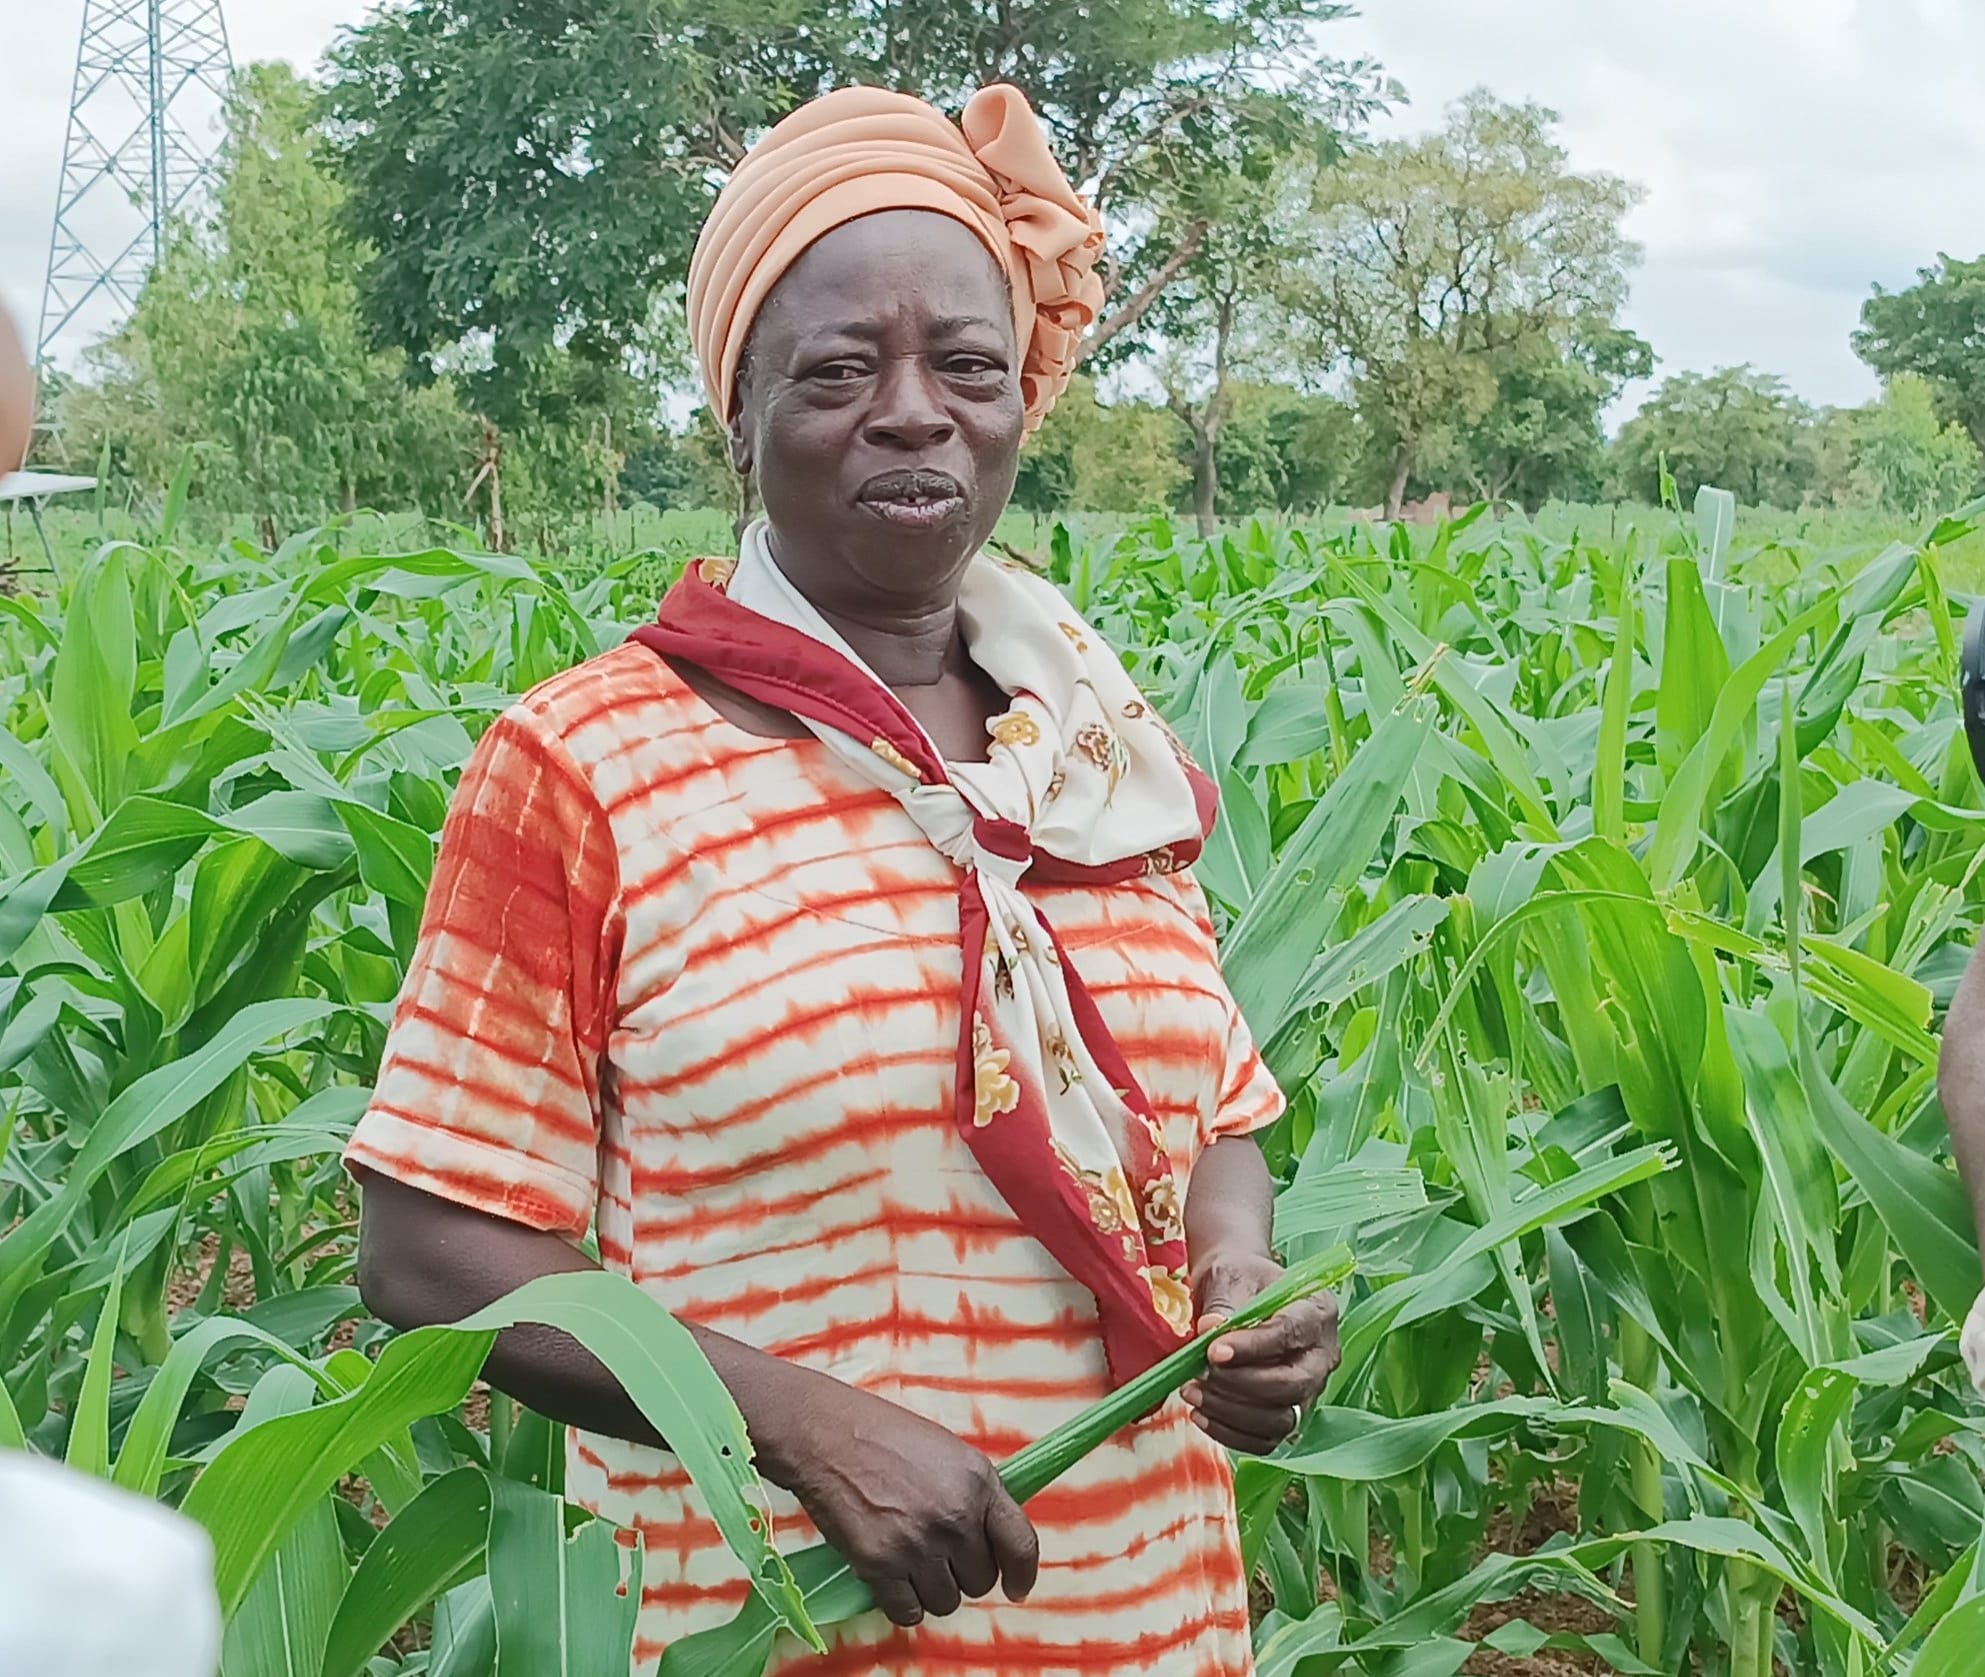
[344,642,1284,1676]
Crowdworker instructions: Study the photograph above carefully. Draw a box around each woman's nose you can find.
[864,359,956,450]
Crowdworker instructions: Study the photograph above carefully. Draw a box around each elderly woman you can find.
[349,83,1338,1675]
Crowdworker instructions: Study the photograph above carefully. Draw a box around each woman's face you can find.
[733,209,1024,615]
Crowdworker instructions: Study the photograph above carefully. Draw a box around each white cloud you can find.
[1335,0,1985,413]
[3,0,1981,416]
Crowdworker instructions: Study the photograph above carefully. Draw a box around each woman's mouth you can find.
[858,470,968,531]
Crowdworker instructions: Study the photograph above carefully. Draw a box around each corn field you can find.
[2,488,1984,1675]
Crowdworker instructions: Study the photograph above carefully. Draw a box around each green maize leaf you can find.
[186,1323,493,1617]
[659,1248,1355,1677]
[1337,1142,1672,1372]
[1481,1618,1660,1675]
[1882,1543,1981,1665]
[321,1465,496,1677]
[0,852,75,966]
[1646,593,1835,890]
[1252,1603,1342,1677]
[337,801,436,908]
[48,546,139,822]
[1224,702,1431,1041]
[1275,1394,1558,1480]
[488,1476,642,1677]
[1317,574,1555,829]
[1279,894,1448,1020]
[430,1577,498,1677]
[0,998,332,1335]
[1726,1006,1847,1367]
[1271,1165,1428,1245]
[228,791,359,870]
[62,1238,129,1479]
[114,1315,332,1497]
[451,1271,813,1646]
[1911,1597,1985,1677]
[1655,557,1733,781]
[1694,485,1736,581]
[223,1496,347,1677]
[160,449,195,541]
[1795,1024,1978,1324]
[1562,1517,1883,1651]
[0,722,68,837]
[1239,679,1335,767]
[76,998,333,1186]
[125,1087,365,1219]
[0,1377,23,1450]
[1592,583,1635,844]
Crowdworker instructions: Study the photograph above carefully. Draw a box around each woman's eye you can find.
[810,362,868,383]
[948,356,1004,376]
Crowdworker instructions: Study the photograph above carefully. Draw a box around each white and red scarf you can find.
[630,521,1220,1385]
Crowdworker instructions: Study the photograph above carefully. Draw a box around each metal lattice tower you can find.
[37,0,233,369]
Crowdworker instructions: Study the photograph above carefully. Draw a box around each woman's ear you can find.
[725,405,751,479]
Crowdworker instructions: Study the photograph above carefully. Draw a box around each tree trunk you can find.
[340,479,357,516]
[1193,423,1218,539]
[1384,442,1415,521]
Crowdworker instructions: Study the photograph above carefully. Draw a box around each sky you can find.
[4,0,1982,417]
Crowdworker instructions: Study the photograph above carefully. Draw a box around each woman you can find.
[349,82,1339,1675]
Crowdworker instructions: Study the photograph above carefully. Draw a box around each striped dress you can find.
[345,641,1283,1675]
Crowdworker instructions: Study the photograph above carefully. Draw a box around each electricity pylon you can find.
[36,0,233,370]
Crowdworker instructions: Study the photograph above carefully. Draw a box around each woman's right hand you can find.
[780,1382,1039,1627]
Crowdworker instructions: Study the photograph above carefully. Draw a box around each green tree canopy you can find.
[1609,365,1818,508]
[1854,254,1985,455]
[1836,375,1983,518]
[324,0,1379,431]
[58,62,473,531]
[1281,91,1642,519]
[1425,323,1654,511]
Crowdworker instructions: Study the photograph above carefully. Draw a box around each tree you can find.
[1137,129,1320,535]
[1282,92,1643,518]
[1609,366,1818,508]
[59,64,473,531]
[1427,323,1654,510]
[1838,375,1982,518]
[1012,376,1187,514]
[1854,254,1985,455]
[325,0,1383,446]
[1214,383,1368,512]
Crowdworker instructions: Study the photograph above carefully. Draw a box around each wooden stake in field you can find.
[467,418,506,554]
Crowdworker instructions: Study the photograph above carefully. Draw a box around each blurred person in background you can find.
[348,82,1338,1675]
[0,306,31,473]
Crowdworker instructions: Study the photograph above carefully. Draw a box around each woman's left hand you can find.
[1181,1251,1340,1455]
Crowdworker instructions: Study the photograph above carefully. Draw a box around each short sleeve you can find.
[344,703,622,1237]
[1169,871,1287,1144]
[1208,989,1285,1143]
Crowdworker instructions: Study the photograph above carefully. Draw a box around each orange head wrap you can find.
[687,84,1105,434]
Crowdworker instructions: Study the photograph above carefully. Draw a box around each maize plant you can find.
[0,492,1977,1674]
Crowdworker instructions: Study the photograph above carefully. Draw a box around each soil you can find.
[163,1232,257,1316]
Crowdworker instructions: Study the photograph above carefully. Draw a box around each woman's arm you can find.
[357,1173,829,1471]
[1178,1135,1339,1454]
[356,1174,1038,1626]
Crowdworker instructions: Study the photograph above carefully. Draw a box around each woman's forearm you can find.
[354,1172,839,1491]
[1184,1135,1276,1265]
[1939,946,1985,1267]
